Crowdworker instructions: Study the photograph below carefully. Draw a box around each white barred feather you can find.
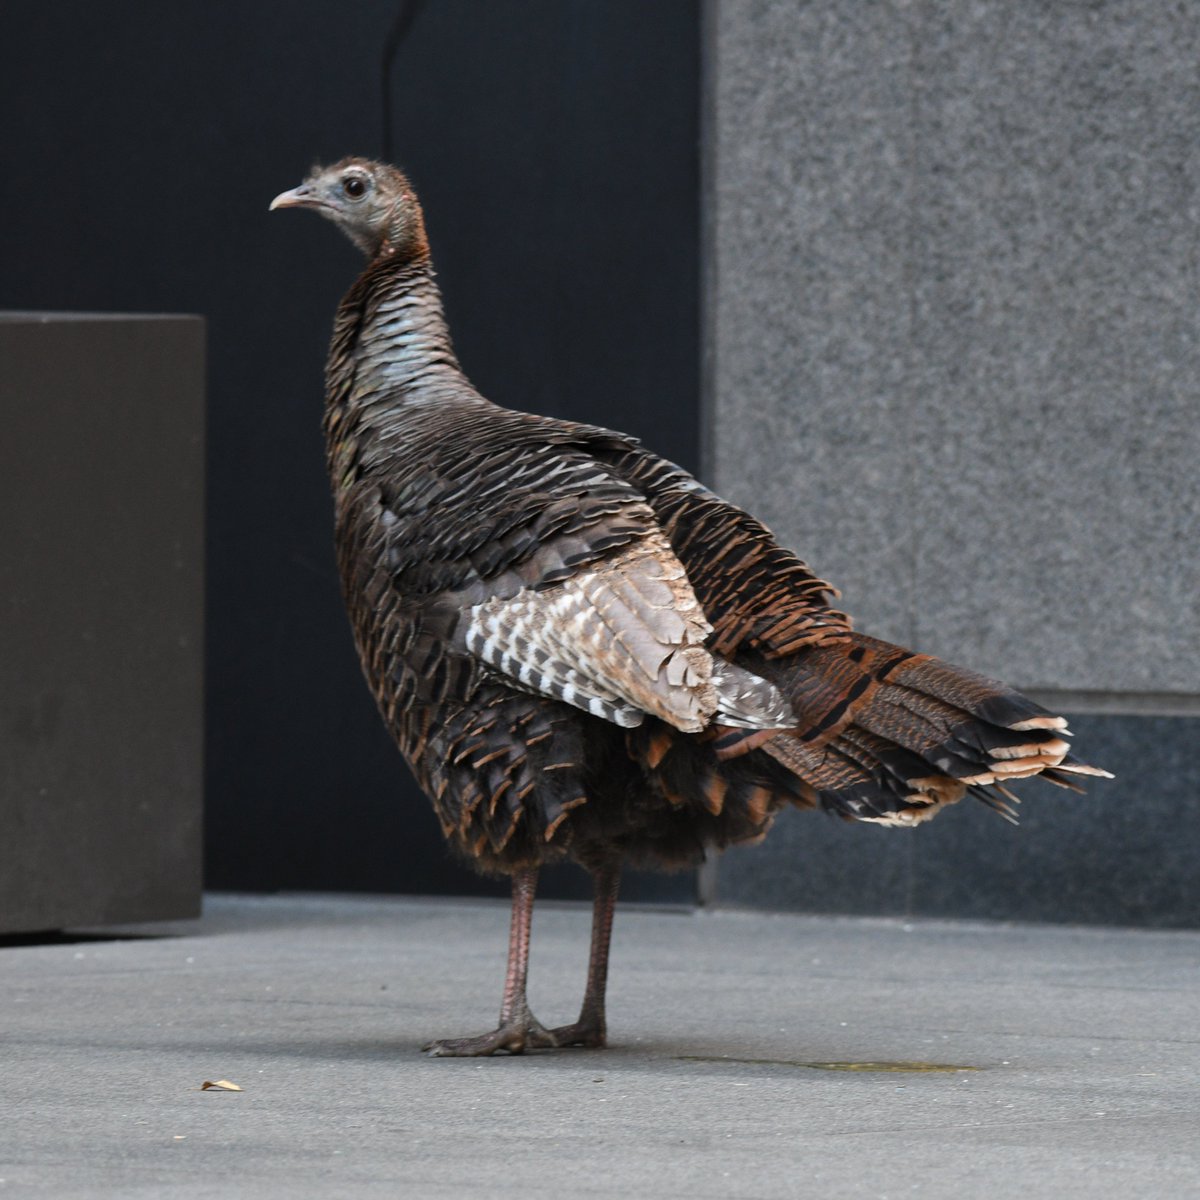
[463,532,794,733]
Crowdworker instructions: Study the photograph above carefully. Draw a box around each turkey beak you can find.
[269,184,319,212]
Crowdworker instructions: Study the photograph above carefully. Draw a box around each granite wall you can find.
[705,2,1200,926]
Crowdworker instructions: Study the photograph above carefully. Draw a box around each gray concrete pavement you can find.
[2,893,1198,1198]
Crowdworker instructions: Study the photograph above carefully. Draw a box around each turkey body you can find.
[273,158,1106,1056]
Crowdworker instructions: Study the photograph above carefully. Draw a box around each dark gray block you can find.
[0,313,204,933]
[717,713,1199,929]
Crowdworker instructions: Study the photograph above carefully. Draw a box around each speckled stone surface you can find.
[707,2,1200,693]
[717,713,1200,929]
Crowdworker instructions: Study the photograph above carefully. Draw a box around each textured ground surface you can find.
[2,893,1198,1199]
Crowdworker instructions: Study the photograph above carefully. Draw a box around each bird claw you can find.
[422,1023,532,1057]
[423,1015,606,1056]
[524,1020,606,1050]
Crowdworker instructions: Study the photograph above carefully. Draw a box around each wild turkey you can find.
[270,158,1109,1057]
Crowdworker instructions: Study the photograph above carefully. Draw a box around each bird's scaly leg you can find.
[526,863,619,1049]
[424,867,546,1056]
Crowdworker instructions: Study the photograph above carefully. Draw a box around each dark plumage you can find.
[271,157,1110,1056]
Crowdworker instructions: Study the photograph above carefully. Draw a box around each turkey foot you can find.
[423,1027,528,1056]
[524,1018,606,1050]
[526,864,619,1050]
[523,866,617,1051]
[422,866,619,1056]
[424,869,544,1057]
[423,1019,544,1057]
[424,1012,602,1055]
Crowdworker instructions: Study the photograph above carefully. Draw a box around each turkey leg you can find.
[423,866,544,1056]
[527,863,620,1049]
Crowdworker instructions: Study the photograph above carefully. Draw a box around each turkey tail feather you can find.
[759,632,1111,826]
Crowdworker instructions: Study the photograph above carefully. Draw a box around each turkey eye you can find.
[343,177,366,198]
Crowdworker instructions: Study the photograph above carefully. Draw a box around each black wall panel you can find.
[0,2,701,900]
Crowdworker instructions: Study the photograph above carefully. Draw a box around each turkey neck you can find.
[324,249,489,511]
[325,250,478,423]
